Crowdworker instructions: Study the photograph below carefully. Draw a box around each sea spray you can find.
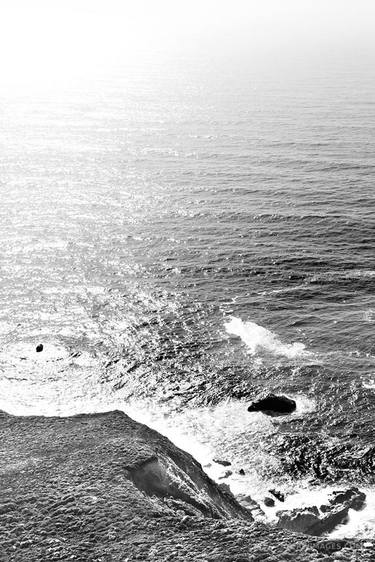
[224,316,307,359]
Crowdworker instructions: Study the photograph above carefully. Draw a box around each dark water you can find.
[1,60,374,535]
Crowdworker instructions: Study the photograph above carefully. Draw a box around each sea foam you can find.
[225,316,307,359]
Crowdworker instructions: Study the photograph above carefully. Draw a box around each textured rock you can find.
[274,433,375,482]
[327,487,366,511]
[278,487,366,537]
[264,497,275,507]
[0,410,373,561]
[269,489,285,502]
[277,505,349,536]
[247,394,296,416]
[213,459,231,467]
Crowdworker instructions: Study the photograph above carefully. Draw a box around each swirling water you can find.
[1,60,375,536]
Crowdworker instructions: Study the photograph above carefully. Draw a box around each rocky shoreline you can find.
[0,409,373,561]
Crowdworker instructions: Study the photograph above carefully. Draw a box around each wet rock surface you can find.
[278,505,350,536]
[247,393,296,416]
[0,410,373,561]
[327,487,366,511]
[264,497,275,507]
[213,459,231,467]
[277,486,366,537]
[269,489,285,503]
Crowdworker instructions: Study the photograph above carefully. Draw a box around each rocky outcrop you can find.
[0,410,373,561]
[278,505,349,536]
[213,458,231,467]
[277,487,366,536]
[269,489,285,502]
[247,393,296,416]
[324,487,366,512]
[263,497,275,507]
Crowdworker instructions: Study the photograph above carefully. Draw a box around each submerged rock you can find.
[247,393,296,416]
[35,343,43,352]
[218,470,232,479]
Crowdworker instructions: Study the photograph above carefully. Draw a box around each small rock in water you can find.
[238,469,245,475]
[213,459,231,467]
[263,497,275,507]
[36,344,43,353]
[269,489,285,502]
[218,470,232,479]
[248,393,296,416]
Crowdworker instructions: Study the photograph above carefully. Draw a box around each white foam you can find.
[290,394,316,415]
[330,488,375,539]
[363,377,375,390]
[364,309,374,322]
[225,316,307,359]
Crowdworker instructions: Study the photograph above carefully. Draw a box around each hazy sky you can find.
[0,1,374,85]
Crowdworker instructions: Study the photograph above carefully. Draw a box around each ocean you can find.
[1,58,374,538]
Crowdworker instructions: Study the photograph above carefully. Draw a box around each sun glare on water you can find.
[1,0,373,92]
[0,0,233,90]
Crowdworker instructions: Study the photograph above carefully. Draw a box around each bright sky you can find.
[0,0,374,86]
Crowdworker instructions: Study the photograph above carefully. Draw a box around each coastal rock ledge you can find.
[0,409,372,561]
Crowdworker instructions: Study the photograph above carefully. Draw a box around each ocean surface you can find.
[1,59,374,537]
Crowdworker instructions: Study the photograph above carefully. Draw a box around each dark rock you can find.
[36,343,43,353]
[236,494,265,517]
[275,433,375,482]
[218,483,231,494]
[278,487,366,537]
[328,487,366,511]
[277,505,349,536]
[238,469,246,475]
[247,393,296,416]
[269,489,285,502]
[213,458,231,467]
[218,470,232,479]
[263,497,275,507]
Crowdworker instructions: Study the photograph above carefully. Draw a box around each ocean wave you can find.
[364,309,375,322]
[224,316,307,359]
[363,378,375,390]
[309,270,375,283]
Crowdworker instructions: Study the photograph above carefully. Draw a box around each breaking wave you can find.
[224,316,307,359]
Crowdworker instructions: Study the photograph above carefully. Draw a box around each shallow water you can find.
[1,59,374,536]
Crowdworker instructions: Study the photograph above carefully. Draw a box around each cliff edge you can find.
[0,410,370,561]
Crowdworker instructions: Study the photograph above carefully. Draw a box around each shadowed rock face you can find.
[278,505,350,536]
[0,410,372,561]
